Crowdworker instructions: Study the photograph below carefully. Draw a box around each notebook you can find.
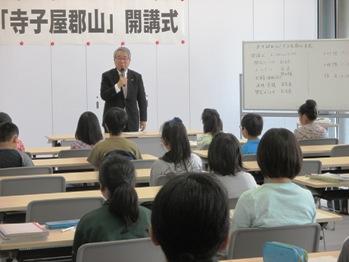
[310,173,349,182]
[0,222,48,241]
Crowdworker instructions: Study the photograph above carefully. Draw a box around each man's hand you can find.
[140,121,147,131]
[117,77,127,89]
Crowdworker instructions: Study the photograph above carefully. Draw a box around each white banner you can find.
[0,0,187,45]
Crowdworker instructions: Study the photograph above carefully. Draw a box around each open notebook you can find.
[0,222,48,241]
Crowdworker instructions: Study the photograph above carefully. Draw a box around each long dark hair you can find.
[161,117,191,168]
[75,111,103,145]
[99,153,139,226]
[208,132,242,176]
[201,108,223,135]
[151,174,229,262]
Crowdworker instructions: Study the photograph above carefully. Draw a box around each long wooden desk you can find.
[0,210,341,252]
[0,169,151,184]
[0,186,161,213]
[223,251,339,262]
[26,146,71,157]
[192,152,349,172]
[194,144,337,159]
[294,175,349,188]
[32,154,157,168]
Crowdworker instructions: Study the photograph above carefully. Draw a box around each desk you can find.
[194,144,337,159]
[26,146,71,157]
[193,151,349,172]
[47,131,202,157]
[0,169,151,184]
[32,154,157,168]
[223,251,339,261]
[294,175,349,188]
[0,210,341,252]
[0,186,161,213]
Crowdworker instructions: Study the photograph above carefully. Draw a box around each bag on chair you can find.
[263,241,308,262]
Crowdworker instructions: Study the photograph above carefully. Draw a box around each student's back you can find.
[150,117,202,186]
[0,122,33,168]
[72,154,150,261]
[208,132,257,199]
[232,128,316,231]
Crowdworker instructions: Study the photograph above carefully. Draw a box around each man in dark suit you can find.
[100,47,147,132]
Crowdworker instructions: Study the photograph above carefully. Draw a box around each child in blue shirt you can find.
[240,113,263,155]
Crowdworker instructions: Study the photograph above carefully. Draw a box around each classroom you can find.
[0,0,349,261]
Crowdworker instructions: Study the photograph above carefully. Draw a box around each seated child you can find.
[150,117,202,186]
[0,122,33,168]
[71,111,103,149]
[232,128,316,231]
[240,113,263,155]
[208,132,257,199]
[151,173,229,262]
[0,112,25,152]
[197,108,223,149]
[73,153,151,261]
[87,107,142,168]
[294,99,327,141]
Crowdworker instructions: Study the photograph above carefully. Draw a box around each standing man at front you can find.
[100,47,147,132]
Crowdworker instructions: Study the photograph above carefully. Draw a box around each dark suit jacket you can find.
[100,68,147,131]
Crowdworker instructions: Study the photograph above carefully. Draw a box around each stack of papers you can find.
[310,173,349,182]
[0,222,48,241]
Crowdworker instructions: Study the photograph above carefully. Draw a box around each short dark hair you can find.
[151,174,229,262]
[201,108,223,135]
[75,111,103,145]
[257,128,302,179]
[208,132,242,176]
[99,153,138,226]
[104,107,127,135]
[0,122,19,143]
[241,113,263,137]
[161,117,191,166]
[0,112,12,124]
[298,99,318,121]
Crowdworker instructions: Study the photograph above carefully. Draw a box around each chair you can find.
[331,145,349,157]
[242,154,257,161]
[0,166,53,176]
[26,197,104,223]
[298,138,338,146]
[58,149,91,158]
[228,223,320,259]
[228,198,239,209]
[132,159,156,169]
[0,176,65,196]
[300,160,322,176]
[154,173,176,186]
[76,238,165,262]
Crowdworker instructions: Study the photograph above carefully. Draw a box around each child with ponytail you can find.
[72,153,151,260]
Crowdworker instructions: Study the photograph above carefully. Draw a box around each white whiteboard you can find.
[243,39,349,111]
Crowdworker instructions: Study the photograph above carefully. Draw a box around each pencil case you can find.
[263,241,308,262]
[45,219,79,229]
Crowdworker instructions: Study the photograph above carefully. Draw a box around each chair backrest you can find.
[0,166,53,176]
[132,159,156,169]
[228,198,239,209]
[299,160,322,176]
[76,238,165,262]
[0,149,23,168]
[242,154,257,161]
[58,149,91,158]
[26,197,104,223]
[104,149,136,160]
[228,223,320,259]
[154,173,177,186]
[331,145,349,157]
[0,176,65,196]
[298,138,338,145]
